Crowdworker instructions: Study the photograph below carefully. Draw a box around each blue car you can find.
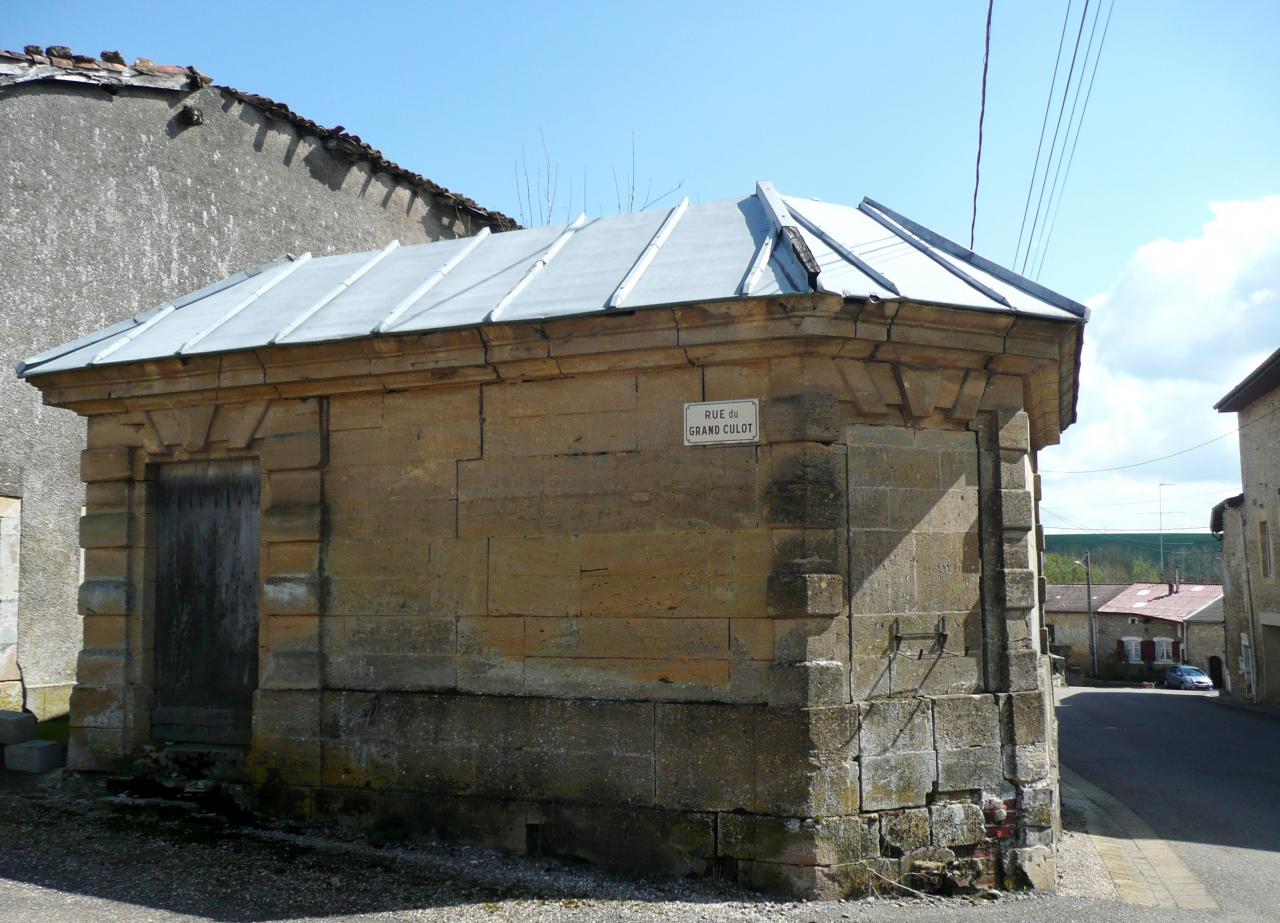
[1163,665,1214,690]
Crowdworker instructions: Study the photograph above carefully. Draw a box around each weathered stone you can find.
[766,573,844,616]
[655,703,755,811]
[261,431,324,471]
[1001,691,1047,745]
[1005,845,1057,891]
[767,660,847,707]
[4,739,63,773]
[860,751,936,811]
[930,802,986,846]
[80,447,132,482]
[1020,785,1056,829]
[763,445,843,528]
[859,698,933,756]
[936,745,1006,794]
[0,710,37,744]
[77,580,129,616]
[880,808,929,853]
[1004,743,1050,784]
[933,694,999,749]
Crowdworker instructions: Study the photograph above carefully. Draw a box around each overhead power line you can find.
[1013,0,1075,268]
[1034,0,1118,280]
[1040,402,1280,475]
[970,0,995,250]
[1019,0,1092,275]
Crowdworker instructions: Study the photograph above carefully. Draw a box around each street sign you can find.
[683,399,759,446]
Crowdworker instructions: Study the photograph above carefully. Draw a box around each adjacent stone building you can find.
[1214,347,1280,702]
[0,45,512,716]
[19,185,1085,896]
[1042,583,1127,672]
[1094,583,1224,682]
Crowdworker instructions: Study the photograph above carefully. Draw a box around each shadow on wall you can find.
[0,786,765,922]
[1056,689,1280,855]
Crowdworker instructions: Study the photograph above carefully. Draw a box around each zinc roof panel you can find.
[192,251,377,354]
[624,196,796,306]
[89,263,295,365]
[391,224,565,332]
[496,208,669,322]
[254,240,474,344]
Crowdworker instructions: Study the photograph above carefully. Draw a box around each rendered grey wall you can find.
[0,80,487,716]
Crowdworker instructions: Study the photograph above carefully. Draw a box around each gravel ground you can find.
[1054,801,1118,902]
[0,770,1240,923]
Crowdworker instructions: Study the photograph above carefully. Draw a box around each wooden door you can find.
[152,460,261,747]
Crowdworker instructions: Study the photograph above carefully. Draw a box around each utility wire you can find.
[1041,402,1280,475]
[1020,0,1092,275]
[1029,0,1105,279]
[1034,0,1118,280]
[1013,0,1075,268]
[970,0,995,250]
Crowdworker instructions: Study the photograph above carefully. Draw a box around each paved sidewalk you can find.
[1208,694,1280,721]
[1061,767,1218,911]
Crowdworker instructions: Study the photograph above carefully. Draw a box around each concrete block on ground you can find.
[0,710,36,745]
[5,739,64,773]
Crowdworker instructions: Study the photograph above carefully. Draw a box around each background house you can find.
[1042,583,1127,671]
[1095,583,1225,682]
[0,45,512,716]
[1215,348,1280,702]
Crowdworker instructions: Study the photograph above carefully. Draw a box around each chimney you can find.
[1174,567,1181,593]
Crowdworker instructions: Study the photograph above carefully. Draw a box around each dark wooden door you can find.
[152,460,261,747]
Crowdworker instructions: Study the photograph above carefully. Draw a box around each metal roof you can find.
[1097,583,1225,623]
[17,183,1088,378]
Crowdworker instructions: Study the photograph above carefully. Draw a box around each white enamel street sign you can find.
[683,399,759,446]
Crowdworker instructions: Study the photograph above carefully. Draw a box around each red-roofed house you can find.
[1095,583,1226,684]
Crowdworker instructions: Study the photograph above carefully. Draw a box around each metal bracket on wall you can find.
[892,616,948,657]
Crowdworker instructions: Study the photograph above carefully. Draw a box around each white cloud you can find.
[1040,196,1280,536]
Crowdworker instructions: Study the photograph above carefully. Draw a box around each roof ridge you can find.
[860,197,1089,320]
[0,45,517,231]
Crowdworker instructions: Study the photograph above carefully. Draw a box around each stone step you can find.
[4,739,64,773]
[0,710,37,745]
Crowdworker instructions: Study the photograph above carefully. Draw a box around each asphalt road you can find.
[1057,687,1280,919]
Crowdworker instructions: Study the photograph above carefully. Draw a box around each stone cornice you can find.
[26,295,1080,448]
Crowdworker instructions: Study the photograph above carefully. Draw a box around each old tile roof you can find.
[1097,583,1225,623]
[1043,583,1129,613]
[18,183,1088,379]
[0,45,517,231]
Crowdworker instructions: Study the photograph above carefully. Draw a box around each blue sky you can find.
[7,0,1280,535]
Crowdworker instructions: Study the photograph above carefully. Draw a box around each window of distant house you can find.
[1262,521,1274,579]
[1128,617,1140,625]
[1123,637,1141,663]
[1154,637,1173,663]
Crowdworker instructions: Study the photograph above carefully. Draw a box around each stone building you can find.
[18,185,1086,896]
[1214,347,1280,702]
[1042,583,1126,672]
[0,46,512,716]
[1093,583,1224,682]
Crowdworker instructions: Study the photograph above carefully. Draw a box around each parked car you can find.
[1163,665,1215,690]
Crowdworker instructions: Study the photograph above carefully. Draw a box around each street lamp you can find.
[1075,551,1096,676]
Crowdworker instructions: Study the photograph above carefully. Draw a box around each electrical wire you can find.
[1034,0,1118,280]
[1040,401,1280,475]
[1020,0,1092,275]
[1029,0,1106,279]
[970,0,995,250]
[1013,0,1075,268]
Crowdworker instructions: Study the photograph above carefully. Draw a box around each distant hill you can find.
[1043,533,1221,584]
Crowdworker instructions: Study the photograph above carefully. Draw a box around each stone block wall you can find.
[46,298,1070,898]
